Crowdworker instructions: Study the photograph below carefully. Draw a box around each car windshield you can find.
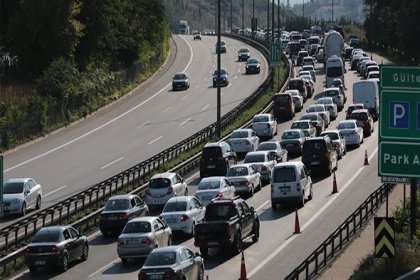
[244,154,266,163]
[338,122,356,130]
[273,167,296,183]
[326,67,343,77]
[205,204,237,221]
[3,182,24,194]
[274,94,290,105]
[301,114,317,121]
[253,115,269,123]
[308,106,324,112]
[123,221,151,233]
[227,167,249,176]
[149,178,171,189]
[324,90,338,97]
[318,99,333,105]
[239,48,249,53]
[174,73,186,79]
[32,231,61,243]
[322,132,338,140]
[231,131,250,138]
[163,201,188,212]
[351,112,368,121]
[247,59,258,64]
[104,199,129,211]
[214,69,227,75]
[198,179,221,190]
[145,252,177,266]
[282,131,301,139]
[257,143,277,151]
[292,122,309,129]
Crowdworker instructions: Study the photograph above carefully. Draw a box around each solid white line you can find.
[182,94,189,100]
[248,147,379,277]
[135,121,150,130]
[148,135,163,145]
[256,200,270,212]
[100,157,124,170]
[88,260,119,278]
[180,118,191,126]
[43,185,67,198]
[163,106,172,113]
[202,104,210,111]
[5,35,194,173]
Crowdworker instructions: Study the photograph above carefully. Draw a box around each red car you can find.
[349,109,374,136]
[346,103,365,119]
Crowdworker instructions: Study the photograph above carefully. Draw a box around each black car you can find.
[172,72,190,91]
[199,141,237,178]
[212,68,229,87]
[245,58,261,74]
[302,136,338,176]
[99,194,149,236]
[25,226,89,273]
[138,246,205,280]
[215,40,227,53]
[237,47,251,61]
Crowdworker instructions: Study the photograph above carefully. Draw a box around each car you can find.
[216,40,227,53]
[307,104,330,126]
[302,136,338,176]
[291,120,316,137]
[297,50,309,66]
[367,71,380,84]
[99,194,149,236]
[302,56,315,67]
[146,173,188,207]
[322,87,344,111]
[300,75,315,99]
[350,109,374,136]
[230,128,260,156]
[138,245,205,280]
[243,151,277,184]
[271,162,312,209]
[256,140,288,162]
[346,103,365,119]
[226,164,262,197]
[195,176,236,206]
[245,57,261,74]
[193,32,202,40]
[172,72,190,91]
[251,113,277,139]
[316,48,324,63]
[159,196,205,236]
[212,68,229,87]
[337,120,364,147]
[280,129,307,156]
[273,92,295,120]
[287,78,307,101]
[330,78,347,103]
[199,141,237,178]
[300,113,325,136]
[364,65,380,79]
[2,178,42,216]
[309,43,319,56]
[24,226,89,273]
[237,47,251,61]
[320,130,347,159]
[117,217,172,263]
[316,97,338,120]
[301,65,316,82]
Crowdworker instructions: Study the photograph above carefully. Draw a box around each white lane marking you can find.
[5,35,194,173]
[88,260,119,278]
[248,147,378,277]
[135,121,150,130]
[256,200,269,212]
[148,135,163,145]
[237,68,241,73]
[163,106,172,113]
[234,76,239,80]
[180,118,192,126]
[182,94,189,100]
[100,157,124,170]
[202,104,210,111]
[194,85,200,90]
[43,185,67,198]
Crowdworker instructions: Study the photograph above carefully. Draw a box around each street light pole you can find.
[216,0,221,140]
[252,0,255,40]
[332,0,334,22]
[271,0,274,43]
[230,0,233,33]
[267,0,270,44]
[242,0,244,33]
[278,0,280,37]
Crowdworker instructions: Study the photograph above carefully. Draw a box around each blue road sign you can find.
[389,101,410,129]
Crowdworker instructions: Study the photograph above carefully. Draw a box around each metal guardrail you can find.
[284,183,395,280]
[0,34,289,276]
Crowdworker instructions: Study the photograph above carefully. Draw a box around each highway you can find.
[0,35,269,227]
[8,49,391,279]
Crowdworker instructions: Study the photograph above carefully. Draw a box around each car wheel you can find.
[121,258,128,264]
[200,247,208,257]
[252,221,260,242]
[299,194,305,208]
[231,232,242,255]
[172,86,176,91]
[272,200,277,210]
[61,253,69,272]
[326,162,332,176]
[190,223,195,237]
[21,203,26,216]
[308,185,313,200]
[36,196,41,209]
[81,243,89,261]
[249,185,254,197]
[197,265,205,280]
[258,178,262,191]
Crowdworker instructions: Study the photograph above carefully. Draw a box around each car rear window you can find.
[274,94,291,105]
[258,143,277,150]
[104,199,130,211]
[351,112,368,121]
[338,122,356,130]
[292,122,309,129]
[163,201,188,212]
[145,252,177,266]
[253,115,269,123]
[123,221,151,233]
[3,182,24,194]
[231,131,250,138]
[326,67,343,77]
[303,140,326,155]
[244,154,266,163]
[205,204,237,221]
[288,80,304,89]
[282,131,301,139]
[227,166,249,176]
[273,167,296,183]
[149,178,171,189]
[324,90,339,97]
[202,147,222,159]
[321,132,338,140]
[198,179,222,190]
[32,231,61,243]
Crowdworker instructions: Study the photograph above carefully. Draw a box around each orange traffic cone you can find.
[239,250,248,280]
[294,208,301,234]
[332,171,338,194]
[364,149,369,165]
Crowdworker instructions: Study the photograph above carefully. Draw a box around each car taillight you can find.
[243,179,250,186]
[353,131,357,134]
[138,271,147,280]
[216,192,223,199]
[118,214,128,221]
[296,183,301,192]
[141,238,151,244]
[117,240,124,247]
[261,165,267,171]
[167,187,173,194]
[180,215,189,221]
[245,140,250,145]
[159,215,163,220]
[51,246,60,254]
[25,247,31,254]
[164,270,177,279]
[100,215,106,221]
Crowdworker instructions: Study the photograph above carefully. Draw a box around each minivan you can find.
[302,136,338,176]
[199,142,237,178]
[352,80,379,121]
[273,92,295,120]
[271,162,312,209]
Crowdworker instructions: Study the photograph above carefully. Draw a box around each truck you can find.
[194,197,259,257]
[178,20,190,35]
[352,80,379,121]
[323,30,344,64]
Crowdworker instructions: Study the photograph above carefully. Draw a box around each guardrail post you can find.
[24,225,28,244]
[370,196,374,214]
[50,211,54,225]
[59,207,63,224]
[67,204,70,222]
[323,243,327,267]
[331,236,335,258]
[305,259,309,279]
[346,220,350,242]
[315,251,319,275]
[339,228,343,250]
[5,234,8,252]
[42,215,46,227]
[353,214,356,235]
[14,229,18,249]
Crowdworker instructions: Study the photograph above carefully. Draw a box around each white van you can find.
[325,56,345,88]
[271,162,313,209]
[352,80,379,121]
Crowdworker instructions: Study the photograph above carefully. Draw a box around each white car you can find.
[195,177,236,206]
[230,128,260,155]
[291,120,316,137]
[307,104,330,126]
[317,97,338,120]
[284,89,303,112]
[146,173,188,207]
[2,178,42,216]
[322,87,344,111]
[251,113,277,138]
[301,65,316,82]
[256,140,288,162]
[226,164,262,197]
[320,130,347,159]
[337,120,364,147]
[243,151,277,184]
[160,196,206,236]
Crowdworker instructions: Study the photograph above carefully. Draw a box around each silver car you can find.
[291,120,316,137]
[146,173,188,207]
[226,164,262,197]
[317,97,338,120]
[243,151,277,184]
[256,140,288,162]
[251,113,277,138]
[195,177,236,206]
[337,120,364,147]
[323,87,344,111]
[230,128,260,155]
[2,178,42,216]
[280,129,307,156]
[307,104,330,126]
[117,217,172,263]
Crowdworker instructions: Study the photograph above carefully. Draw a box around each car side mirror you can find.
[195,252,201,257]
[250,207,255,213]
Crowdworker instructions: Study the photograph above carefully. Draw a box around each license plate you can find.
[153,199,164,204]
[280,187,290,192]
[208,241,219,246]
[108,216,118,220]
[34,260,46,265]
[149,275,163,280]
[166,218,178,224]
[311,161,320,165]
[207,165,215,169]
[128,239,139,245]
